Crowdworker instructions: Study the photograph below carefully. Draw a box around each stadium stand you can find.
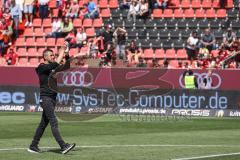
[0,0,239,68]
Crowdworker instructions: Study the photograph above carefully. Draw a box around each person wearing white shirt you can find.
[76,28,87,48]
[39,0,49,19]
[127,0,140,22]
[186,31,199,61]
[10,0,22,38]
[47,18,61,37]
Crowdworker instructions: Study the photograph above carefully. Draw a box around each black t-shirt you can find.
[102,31,113,44]
[36,62,59,99]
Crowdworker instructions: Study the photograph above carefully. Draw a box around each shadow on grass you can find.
[45,148,81,155]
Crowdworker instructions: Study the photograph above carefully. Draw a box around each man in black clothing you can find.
[28,46,75,154]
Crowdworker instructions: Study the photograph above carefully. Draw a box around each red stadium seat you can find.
[165,49,176,59]
[143,49,154,59]
[176,49,187,59]
[18,57,28,66]
[73,19,83,27]
[98,0,108,8]
[184,9,195,18]
[82,19,92,28]
[80,46,89,55]
[52,9,59,17]
[86,28,95,37]
[205,9,216,18]
[152,9,162,18]
[34,28,45,37]
[212,0,220,8]
[17,48,27,56]
[29,58,39,66]
[25,38,36,47]
[36,38,46,47]
[42,18,52,27]
[56,38,65,46]
[169,60,179,68]
[191,0,201,8]
[155,49,165,59]
[181,0,190,8]
[27,48,38,56]
[101,8,111,18]
[174,9,184,18]
[163,9,173,18]
[202,0,212,8]
[93,18,103,28]
[211,50,219,57]
[37,48,46,55]
[216,9,227,18]
[49,0,56,8]
[109,0,118,8]
[15,38,25,47]
[46,38,56,47]
[32,18,42,27]
[226,0,233,8]
[23,28,34,37]
[44,27,52,35]
[195,9,205,18]
[69,48,79,56]
[169,0,180,8]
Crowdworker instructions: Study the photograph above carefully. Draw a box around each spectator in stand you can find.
[153,0,168,9]
[221,27,236,50]
[200,28,216,53]
[80,3,88,19]
[39,0,49,19]
[66,0,79,18]
[4,0,12,10]
[120,0,131,9]
[76,27,87,48]
[10,0,22,38]
[3,8,13,45]
[15,0,24,14]
[4,47,18,65]
[57,0,66,17]
[0,31,4,56]
[85,0,99,19]
[186,31,199,61]
[102,43,116,66]
[60,17,73,37]
[23,0,34,27]
[102,24,113,50]
[136,57,147,67]
[87,37,99,57]
[127,0,140,23]
[65,29,77,48]
[47,17,62,37]
[113,27,127,60]
[162,58,169,68]
[126,40,142,64]
[137,0,149,19]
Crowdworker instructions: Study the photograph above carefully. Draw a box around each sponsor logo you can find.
[229,110,240,117]
[55,106,72,112]
[171,109,210,117]
[58,71,94,87]
[119,108,166,114]
[0,92,25,104]
[88,107,113,113]
[216,110,224,117]
[179,72,222,89]
[0,105,24,111]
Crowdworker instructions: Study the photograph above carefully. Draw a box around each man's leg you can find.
[30,110,49,147]
[43,97,65,148]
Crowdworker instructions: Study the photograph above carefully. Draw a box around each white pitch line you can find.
[172,152,240,160]
[0,144,240,151]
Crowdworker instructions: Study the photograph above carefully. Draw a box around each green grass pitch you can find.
[0,112,240,160]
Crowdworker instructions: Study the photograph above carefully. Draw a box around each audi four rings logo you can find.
[58,71,94,87]
[179,73,222,89]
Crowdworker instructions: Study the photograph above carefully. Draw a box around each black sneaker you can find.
[27,145,41,153]
[61,143,76,154]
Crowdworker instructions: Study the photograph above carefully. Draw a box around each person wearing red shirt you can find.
[65,29,77,48]
[4,47,18,65]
